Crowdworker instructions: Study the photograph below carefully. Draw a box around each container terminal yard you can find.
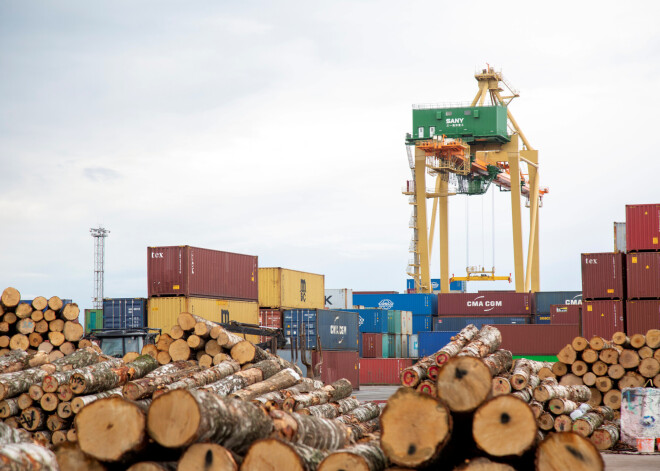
[2,3,660,470]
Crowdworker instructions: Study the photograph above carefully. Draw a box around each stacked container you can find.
[405,279,466,293]
[580,252,626,339]
[259,268,325,310]
[324,289,353,309]
[84,309,103,333]
[103,298,147,329]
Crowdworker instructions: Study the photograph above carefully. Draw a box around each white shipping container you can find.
[401,311,413,336]
[614,222,626,253]
[325,289,353,309]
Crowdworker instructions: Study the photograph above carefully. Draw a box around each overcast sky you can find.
[1,1,659,312]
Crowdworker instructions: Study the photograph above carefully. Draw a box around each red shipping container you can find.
[498,324,580,355]
[359,358,413,385]
[437,292,533,316]
[147,246,258,300]
[582,300,625,340]
[259,309,282,343]
[581,252,625,300]
[361,333,384,358]
[626,252,660,299]
[626,204,660,252]
[550,304,582,326]
[311,351,359,389]
[625,300,660,336]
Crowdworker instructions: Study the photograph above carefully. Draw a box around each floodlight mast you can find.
[90,226,110,309]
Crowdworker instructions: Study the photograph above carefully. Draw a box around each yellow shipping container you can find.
[147,297,259,344]
[258,267,325,310]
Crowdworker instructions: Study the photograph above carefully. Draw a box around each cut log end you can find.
[436,356,491,412]
[535,432,604,471]
[147,389,200,448]
[454,457,516,470]
[53,442,107,471]
[473,395,537,457]
[1,287,21,308]
[241,438,306,471]
[178,443,238,471]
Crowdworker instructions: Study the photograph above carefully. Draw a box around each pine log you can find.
[618,370,645,389]
[148,389,272,452]
[454,457,516,471]
[571,360,588,376]
[152,360,240,397]
[554,414,573,432]
[548,398,578,415]
[231,368,301,401]
[457,325,502,358]
[3,312,17,324]
[63,321,84,342]
[639,357,660,378]
[59,341,76,356]
[558,373,583,386]
[70,354,158,395]
[49,318,64,332]
[186,335,205,349]
[492,375,512,396]
[607,364,625,380]
[169,325,184,340]
[582,372,597,386]
[587,388,602,408]
[43,356,124,392]
[473,395,537,457]
[588,336,609,351]
[573,406,614,437]
[43,310,56,322]
[599,345,622,364]
[638,346,654,359]
[177,443,238,471]
[204,339,223,357]
[379,387,451,468]
[156,350,171,365]
[48,296,63,312]
[198,354,213,368]
[612,331,630,346]
[9,334,29,350]
[19,406,46,431]
[61,303,80,321]
[533,383,590,403]
[242,438,325,471]
[630,333,646,349]
[557,344,577,364]
[0,337,9,349]
[591,361,608,376]
[76,397,148,462]
[286,379,353,411]
[0,398,20,418]
[0,288,20,309]
[595,376,613,393]
[71,387,123,414]
[30,310,44,322]
[581,348,598,364]
[590,421,620,450]
[121,361,200,400]
[53,442,107,471]
[433,324,480,365]
[436,356,492,412]
[230,340,269,365]
[603,389,622,410]
[0,442,59,469]
[318,441,387,471]
[571,336,588,351]
[48,332,65,347]
[646,329,660,348]
[168,339,190,362]
[156,333,174,352]
[300,397,361,419]
[551,362,568,376]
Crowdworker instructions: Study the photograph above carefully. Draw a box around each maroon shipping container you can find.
[626,204,660,252]
[550,304,582,326]
[259,309,282,343]
[437,292,533,316]
[498,324,580,355]
[581,252,625,300]
[582,300,625,340]
[625,300,660,336]
[626,252,660,299]
[311,351,359,389]
[147,246,258,300]
[361,333,384,358]
[359,358,413,385]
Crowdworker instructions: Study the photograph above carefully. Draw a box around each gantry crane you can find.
[403,65,548,294]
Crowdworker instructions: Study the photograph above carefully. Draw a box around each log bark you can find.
[177,443,238,471]
[286,379,353,411]
[590,421,620,450]
[511,386,534,403]
[70,354,158,395]
[482,349,513,377]
[433,324,480,365]
[473,395,537,457]
[122,361,200,400]
[573,406,614,437]
[318,441,387,471]
[42,356,124,393]
[270,408,352,450]
[379,387,451,468]
[300,397,361,419]
[401,356,434,388]
[200,359,285,397]
[0,350,48,374]
[457,325,502,358]
[254,377,324,406]
[231,368,301,401]
[436,356,492,412]
[53,442,107,471]
[71,387,123,414]
[0,443,59,470]
[0,420,32,444]
[0,398,20,418]
[76,397,148,462]
[147,389,272,452]
[533,383,590,403]
[152,360,240,397]
[510,358,548,390]
[548,398,578,415]
[242,438,326,471]
[416,379,436,396]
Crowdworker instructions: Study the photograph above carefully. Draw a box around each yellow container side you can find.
[147,297,259,344]
[258,267,325,310]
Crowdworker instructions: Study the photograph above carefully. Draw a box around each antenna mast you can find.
[90,226,110,309]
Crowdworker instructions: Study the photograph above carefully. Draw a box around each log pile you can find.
[0,287,88,361]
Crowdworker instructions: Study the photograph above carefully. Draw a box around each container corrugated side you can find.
[147,297,259,343]
[361,333,384,358]
[259,309,282,342]
[283,310,317,350]
[437,292,533,316]
[418,331,460,357]
[355,309,388,334]
[359,358,413,385]
[534,291,582,314]
[387,310,402,334]
[312,351,359,389]
[534,314,551,325]
[625,300,660,336]
[401,311,413,336]
[406,279,466,292]
[626,252,660,299]
[324,289,353,309]
[626,204,660,252]
[258,268,325,310]
[550,305,582,327]
[433,315,531,331]
[316,310,359,351]
[84,309,103,333]
[581,300,625,340]
[401,335,409,358]
[103,298,146,329]
[381,334,390,358]
[614,222,626,253]
[409,334,419,358]
[386,335,402,358]
[147,246,258,301]
[351,293,437,315]
[498,324,580,355]
[581,252,626,300]
[412,315,433,333]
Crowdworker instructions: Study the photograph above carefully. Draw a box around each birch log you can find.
[433,324,480,365]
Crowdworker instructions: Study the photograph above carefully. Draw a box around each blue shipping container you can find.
[352,294,437,315]
[406,279,466,292]
[284,310,359,351]
[284,310,318,350]
[102,298,146,329]
[534,291,582,314]
[412,315,433,333]
[353,309,389,334]
[534,314,552,325]
[418,331,460,357]
[433,316,531,331]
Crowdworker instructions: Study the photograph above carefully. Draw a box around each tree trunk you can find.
[48,296,63,312]
[511,386,534,403]
[630,333,646,349]
[433,324,480,365]
[619,349,640,369]
[457,325,502,358]
[436,356,492,412]
[607,363,625,380]
[612,331,630,346]
[530,401,545,419]
[0,287,21,309]
[285,378,353,411]
[572,406,614,437]
[63,321,84,342]
[270,409,352,450]
[0,398,20,418]
[168,339,190,362]
[335,402,383,425]
[592,361,608,376]
[557,344,577,364]
[639,357,660,378]
[551,361,568,376]
[242,438,326,471]
[57,384,74,402]
[177,443,238,471]
[0,421,32,444]
[595,376,613,393]
[587,387,602,408]
[230,341,269,365]
[510,358,548,390]
[547,398,577,415]
[231,368,301,401]
[19,406,46,431]
[33,430,52,447]
[599,345,622,365]
[473,395,537,457]
[71,387,123,414]
[46,414,71,432]
[618,370,645,389]
[255,377,324,406]
[57,401,73,419]
[492,375,512,396]
[482,349,513,377]
[152,360,240,397]
[318,441,387,471]
[401,357,434,388]
[645,328,660,348]
[0,350,48,374]
[571,336,589,351]
[70,355,158,395]
[345,417,380,442]
[42,357,124,393]
[379,387,451,468]
[571,360,588,377]
[603,389,622,410]
[533,383,590,403]
[590,421,619,450]
[0,443,59,470]
[300,397,361,419]
[553,414,573,432]
[9,334,29,351]
[537,412,555,431]
[52,442,107,471]
[122,361,200,401]
[40,392,59,412]
[147,389,273,452]
[76,397,148,462]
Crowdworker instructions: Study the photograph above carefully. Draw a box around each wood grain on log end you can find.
[535,432,603,471]
[454,457,516,470]
[126,463,177,471]
[436,356,491,413]
[571,337,588,352]
[1,287,21,309]
[473,395,536,457]
[54,442,107,471]
[147,389,199,448]
[380,387,451,468]
[241,438,307,471]
[178,443,238,471]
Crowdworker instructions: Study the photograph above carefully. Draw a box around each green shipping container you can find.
[411,105,509,144]
[84,309,103,333]
[381,334,390,358]
[387,334,402,359]
[387,310,402,334]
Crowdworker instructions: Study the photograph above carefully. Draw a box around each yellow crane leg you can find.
[523,149,540,292]
[439,178,450,293]
[414,147,432,293]
[428,176,441,260]
[507,137,525,293]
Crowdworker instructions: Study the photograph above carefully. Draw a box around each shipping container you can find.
[103,298,146,329]
[324,289,353,309]
[361,333,384,358]
[534,314,551,325]
[352,293,437,315]
[387,334,402,358]
[283,310,317,350]
[147,246,257,300]
[381,334,390,359]
[412,314,433,333]
[498,324,581,355]
[353,291,398,295]
[147,297,259,343]
[614,222,626,253]
[626,252,660,299]
[626,204,660,252]
[355,309,388,334]
[418,331,460,357]
[312,351,359,389]
[401,311,412,336]
[406,279,466,293]
[581,252,626,300]
[283,309,359,351]
[582,300,625,340]
[625,300,660,336]
[534,291,582,314]
[359,358,413,385]
[259,268,325,310]
[433,315,531,332]
[401,334,409,358]
[412,105,509,144]
[550,305,582,328]
[84,309,103,333]
[387,310,402,334]
[409,334,419,358]
[437,292,533,316]
[277,349,311,377]
[258,309,282,343]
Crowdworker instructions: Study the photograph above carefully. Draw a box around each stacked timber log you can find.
[0,287,89,360]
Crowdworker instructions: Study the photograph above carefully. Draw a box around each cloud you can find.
[83,167,121,182]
